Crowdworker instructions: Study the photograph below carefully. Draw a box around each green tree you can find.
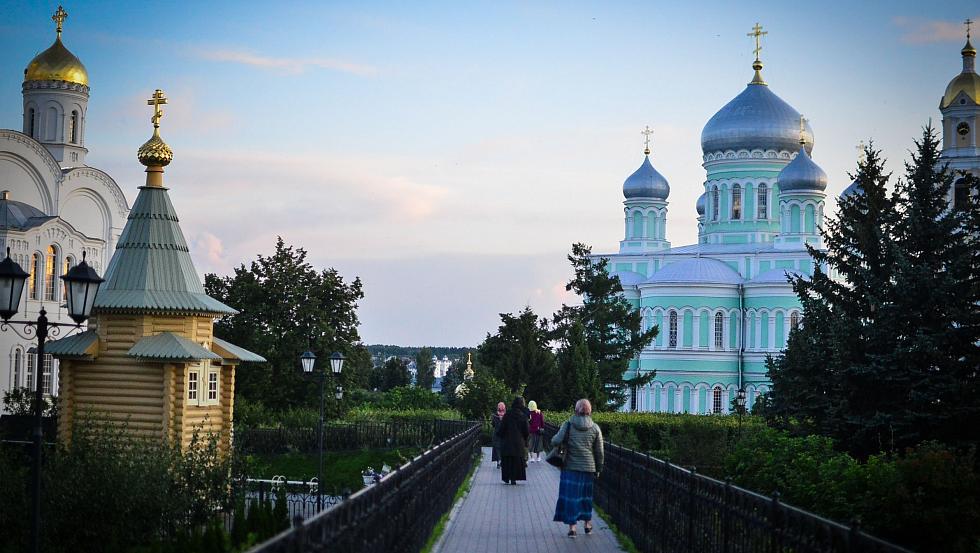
[554,243,658,410]
[375,357,410,391]
[414,347,435,390]
[204,237,372,411]
[553,319,601,411]
[440,355,467,406]
[455,366,512,421]
[477,307,557,407]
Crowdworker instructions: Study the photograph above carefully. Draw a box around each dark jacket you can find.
[495,408,529,457]
[550,415,604,473]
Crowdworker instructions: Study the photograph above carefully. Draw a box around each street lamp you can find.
[0,249,103,553]
[735,387,747,437]
[300,349,345,510]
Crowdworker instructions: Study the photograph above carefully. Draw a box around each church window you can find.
[632,211,645,238]
[12,349,22,388]
[44,246,57,301]
[714,312,724,349]
[711,188,719,221]
[758,184,768,219]
[29,253,40,300]
[790,311,800,330]
[28,108,36,138]
[26,353,35,390]
[954,177,971,211]
[668,311,678,348]
[188,371,199,402]
[63,256,73,299]
[41,354,52,395]
[69,111,78,143]
[732,185,742,220]
[712,387,722,414]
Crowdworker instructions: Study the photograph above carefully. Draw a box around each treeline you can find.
[366,345,469,359]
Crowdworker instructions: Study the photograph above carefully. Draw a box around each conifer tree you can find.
[554,319,601,410]
[414,347,435,390]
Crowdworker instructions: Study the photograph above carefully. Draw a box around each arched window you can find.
[632,211,645,238]
[12,349,22,389]
[954,177,971,211]
[26,352,35,390]
[668,311,678,348]
[757,183,768,219]
[712,387,722,414]
[69,111,79,143]
[63,256,74,299]
[711,187,719,221]
[44,246,57,301]
[28,108,36,138]
[732,184,742,220]
[790,311,800,330]
[29,253,40,300]
[714,312,724,349]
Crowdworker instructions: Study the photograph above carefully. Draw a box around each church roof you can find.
[24,36,88,86]
[701,80,813,155]
[0,194,53,230]
[93,185,236,316]
[748,268,803,285]
[127,332,222,362]
[777,147,828,192]
[623,155,670,200]
[645,257,743,285]
[610,270,646,286]
[212,336,267,363]
[942,37,979,108]
[45,330,99,359]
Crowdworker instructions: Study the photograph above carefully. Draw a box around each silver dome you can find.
[696,192,706,215]
[646,257,743,285]
[701,83,814,155]
[840,179,863,199]
[777,147,827,192]
[623,155,670,200]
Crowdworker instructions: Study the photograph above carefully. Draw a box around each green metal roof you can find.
[45,330,98,359]
[212,336,266,363]
[127,332,222,362]
[94,186,236,316]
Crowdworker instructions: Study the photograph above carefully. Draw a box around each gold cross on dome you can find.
[747,22,767,61]
[52,6,68,36]
[967,18,974,40]
[641,125,653,155]
[147,89,168,128]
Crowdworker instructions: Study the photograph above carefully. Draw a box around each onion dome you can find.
[696,192,706,216]
[702,84,814,155]
[623,155,670,200]
[24,7,88,86]
[777,146,827,192]
[138,130,173,167]
[840,179,863,199]
[941,36,979,108]
[646,257,743,285]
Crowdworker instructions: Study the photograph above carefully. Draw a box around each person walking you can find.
[495,397,530,485]
[552,398,604,538]
[491,402,505,468]
[527,400,544,462]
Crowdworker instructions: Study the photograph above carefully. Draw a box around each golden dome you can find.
[942,71,980,108]
[138,130,173,167]
[24,36,88,86]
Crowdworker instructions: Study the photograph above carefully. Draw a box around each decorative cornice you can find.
[0,129,64,189]
[22,79,89,96]
[63,167,130,215]
[703,149,794,162]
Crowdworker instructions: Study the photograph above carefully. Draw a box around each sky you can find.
[0,1,976,346]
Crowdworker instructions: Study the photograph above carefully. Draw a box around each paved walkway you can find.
[434,447,624,553]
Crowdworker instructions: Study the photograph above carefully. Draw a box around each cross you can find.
[52,6,68,36]
[147,89,168,128]
[641,125,653,154]
[747,22,767,61]
[856,140,866,164]
[967,18,974,40]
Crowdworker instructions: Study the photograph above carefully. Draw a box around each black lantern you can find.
[330,351,345,375]
[300,350,316,373]
[334,385,343,400]
[60,252,104,325]
[736,388,747,412]
[0,248,28,321]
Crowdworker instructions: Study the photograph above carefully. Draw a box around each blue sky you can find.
[0,1,975,346]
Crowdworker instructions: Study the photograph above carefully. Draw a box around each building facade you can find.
[0,8,129,407]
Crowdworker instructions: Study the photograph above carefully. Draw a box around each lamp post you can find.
[0,249,103,553]
[300,348,345,510]
[735,387,747,438]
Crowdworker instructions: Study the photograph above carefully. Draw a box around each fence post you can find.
[259,480,266,505]
[687,467,697,553]
[722,478,732,553]
[769,491,781,553]
[847,516,862,553]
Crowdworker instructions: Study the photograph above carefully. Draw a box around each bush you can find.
[343,407,462,422]
[347,386,447,411]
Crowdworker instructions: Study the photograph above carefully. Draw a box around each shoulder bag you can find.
[545,422,571,468]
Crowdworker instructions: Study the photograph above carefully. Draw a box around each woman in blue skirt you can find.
[551,398,604,538]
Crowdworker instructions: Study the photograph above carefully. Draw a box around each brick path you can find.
[433,447,624,553]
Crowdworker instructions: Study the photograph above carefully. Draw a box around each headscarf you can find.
[496,402,506,416]
[527,400,539,412]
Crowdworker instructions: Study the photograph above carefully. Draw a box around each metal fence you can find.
[247,421,481,553]
[232,478,347,522]
[543,423,913,553]
[235,419,471,455]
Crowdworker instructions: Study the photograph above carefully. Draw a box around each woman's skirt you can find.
[500,455,527,482]
[553,469,595,524]
[529,433,544,453]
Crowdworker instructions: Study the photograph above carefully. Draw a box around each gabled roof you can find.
[127,332,221,362]
[212,336,266,363]
[45,330,98,359]
[93,186,236,316]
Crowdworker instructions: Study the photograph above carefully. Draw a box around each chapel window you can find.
[758,184,768,219]
[41,354,52,395]
[714,312,724,349]
[732,184,742,220]
[29,253,40,300]
[188,372,199,402]
[26,353,35,390]
[713,387,722,414]
[668,311,678,348]
[208,371,219,402]
[69,111,78,143]
[12,349,22,389]
[44,246,57,301]
[28,108,36,138]
[712,188,719,221]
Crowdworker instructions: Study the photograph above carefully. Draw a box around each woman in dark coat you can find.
[495,397,530,485]
[490,402,505,468]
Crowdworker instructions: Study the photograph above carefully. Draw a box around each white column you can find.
[769,317,777,351]
[693,313,701,349]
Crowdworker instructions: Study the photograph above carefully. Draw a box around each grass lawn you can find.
[244,448,420,494]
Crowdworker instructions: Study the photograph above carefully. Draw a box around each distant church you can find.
[0,7,130,406]
[598,24,979,414]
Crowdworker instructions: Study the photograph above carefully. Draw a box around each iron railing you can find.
[543,422,913,553]
[235,419,471,455]
[247,421,481,553]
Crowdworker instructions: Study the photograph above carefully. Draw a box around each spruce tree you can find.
[414,347,435,390]
[554,319,601,410]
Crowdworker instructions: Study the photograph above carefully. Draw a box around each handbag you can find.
[545,422,571,468]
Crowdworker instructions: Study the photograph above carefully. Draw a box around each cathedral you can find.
[600,25,979,414]
[0,8,130,406]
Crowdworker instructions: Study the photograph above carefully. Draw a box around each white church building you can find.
[0,8,129,407]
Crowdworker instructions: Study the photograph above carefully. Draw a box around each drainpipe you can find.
[738,283,745,390]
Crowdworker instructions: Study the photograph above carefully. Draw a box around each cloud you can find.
[190,232,226,273]
[892,16,976,44]
[195,49,377,76]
